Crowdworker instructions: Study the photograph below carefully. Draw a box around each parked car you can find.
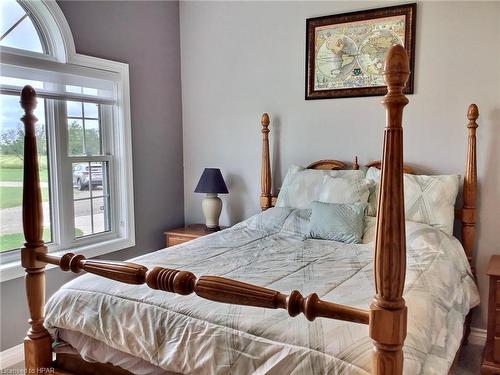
[72,163,103,190]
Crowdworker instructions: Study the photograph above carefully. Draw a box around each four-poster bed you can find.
[19,45,478,375]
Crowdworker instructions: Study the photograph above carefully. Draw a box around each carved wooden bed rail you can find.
[20,45,477,375]
[39,252,370,324]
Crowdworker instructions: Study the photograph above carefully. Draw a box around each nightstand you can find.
[164,224,227,248]
[481,255,500,374]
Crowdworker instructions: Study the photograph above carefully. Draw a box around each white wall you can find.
[180,1,500,329]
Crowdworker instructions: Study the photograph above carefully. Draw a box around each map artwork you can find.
[314,15,406,91]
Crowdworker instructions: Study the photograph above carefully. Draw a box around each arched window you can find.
[0,1,134,278]
[1,0,46,53]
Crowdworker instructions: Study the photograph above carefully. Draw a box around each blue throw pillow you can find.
[308,201,367,244]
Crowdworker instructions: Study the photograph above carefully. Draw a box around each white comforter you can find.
[45,208,479,375]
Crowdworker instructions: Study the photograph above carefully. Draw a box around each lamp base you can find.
[201,193,222,231]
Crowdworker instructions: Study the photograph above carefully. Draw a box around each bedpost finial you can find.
[20,85,37,113]
[261,113,270,127]
[383,44,410,90]
[467,104,479,125]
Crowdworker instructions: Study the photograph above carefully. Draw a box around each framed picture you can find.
[305,4,416,100]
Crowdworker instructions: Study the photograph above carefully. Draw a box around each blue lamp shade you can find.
[194,168,228,194]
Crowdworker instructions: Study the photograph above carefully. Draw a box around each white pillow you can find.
[365,167,460,236]
[318,175,372,205]
[275,164,367,209]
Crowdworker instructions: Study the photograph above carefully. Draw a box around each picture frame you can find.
[305,3,416,100]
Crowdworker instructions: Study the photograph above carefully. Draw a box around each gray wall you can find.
[1,1,183,351]
[181,1,500,330]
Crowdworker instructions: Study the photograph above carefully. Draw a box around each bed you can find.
[19,45,479,375]
[45,211,478,374]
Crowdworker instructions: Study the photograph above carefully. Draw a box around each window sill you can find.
[0,236,135,282]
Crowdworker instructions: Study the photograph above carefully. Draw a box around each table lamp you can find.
[194,168,228,231]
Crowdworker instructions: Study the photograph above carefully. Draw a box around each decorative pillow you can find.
[318,175,372,205]
[275,164,366,209]
[308,201,368,244]
[365,167,460,235]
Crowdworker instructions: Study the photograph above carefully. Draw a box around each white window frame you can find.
[0,1,135,282]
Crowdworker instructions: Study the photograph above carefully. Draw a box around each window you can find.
[66,100,112,238]
[0,0,45,53]
[0,1,134,277]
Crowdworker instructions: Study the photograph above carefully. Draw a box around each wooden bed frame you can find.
[19,45,478,375]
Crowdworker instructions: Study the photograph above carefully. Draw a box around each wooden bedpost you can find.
[20,86,53,372]
[260,113,272,210]
[461,104,478,267]
[369,45,410,375]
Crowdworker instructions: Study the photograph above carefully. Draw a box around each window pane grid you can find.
[72,160,111,238]
[67,101,102,156]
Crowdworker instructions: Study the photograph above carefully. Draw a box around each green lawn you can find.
[0,154,52,252]
[0,154,50,208]
[0,168,23,182]
[0,154,48,169]
[0,186,49,209]
[0,229,52,252]
[0,154,24,169]
[0,154,48,182]
[0,228,84,253]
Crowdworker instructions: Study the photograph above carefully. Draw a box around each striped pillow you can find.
[275,164,366,209]
[365,167,459,236]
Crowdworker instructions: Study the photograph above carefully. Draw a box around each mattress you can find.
[45,208,479,374]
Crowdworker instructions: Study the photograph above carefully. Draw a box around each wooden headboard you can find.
[259,105,479,268]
